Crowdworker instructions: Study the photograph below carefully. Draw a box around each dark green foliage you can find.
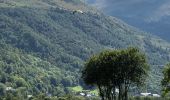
[161,63,170,96]
[82,47,149,100]
[0,83,6,96]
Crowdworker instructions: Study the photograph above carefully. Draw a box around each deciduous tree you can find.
[82,47,149,100]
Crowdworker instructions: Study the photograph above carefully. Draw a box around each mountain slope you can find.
[0,0,170,96]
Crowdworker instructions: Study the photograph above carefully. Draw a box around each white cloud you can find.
[87,0,170,22]
[87,0,107,9]
[148,1,170,22]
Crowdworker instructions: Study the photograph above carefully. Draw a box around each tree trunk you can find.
[98,86,104,100]
[125,85,128,100]
[113,87,116,100]
[118,85,122,100]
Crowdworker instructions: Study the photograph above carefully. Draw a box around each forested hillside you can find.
[0,0,170,97]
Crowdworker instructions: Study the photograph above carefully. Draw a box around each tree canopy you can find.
[82,47,149,100]
[162,63,170,96]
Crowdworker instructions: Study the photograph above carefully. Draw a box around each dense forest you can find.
[0,0,170,98]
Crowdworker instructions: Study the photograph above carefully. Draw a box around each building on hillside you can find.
[86,94,92,97]
[27,95,33,98]
[73,10,84,14]
[140,93,151,96]
[80,92,85,96]
[5,87,15,91]
[152,94,160,97]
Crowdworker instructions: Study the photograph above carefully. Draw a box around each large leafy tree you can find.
[117,47,149,100]
[162,63,170,96]
[82,47,149,100]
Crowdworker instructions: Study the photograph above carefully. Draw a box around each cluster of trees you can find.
[82,47,149,100]
[0,43,77,98]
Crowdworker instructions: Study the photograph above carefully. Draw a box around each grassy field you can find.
[69,86,83,92]
[68,86,99,96]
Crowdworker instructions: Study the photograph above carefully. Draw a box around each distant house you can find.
[27,95,33,98]
[86,94,92,97]
[6,87,13,91]
[140,93,151,96]
[73,10,84,14]
[152,94,160,97]
[76,10,83,14]
[80,92,85,96]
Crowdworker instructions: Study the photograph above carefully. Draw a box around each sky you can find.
[85,0,170,22]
